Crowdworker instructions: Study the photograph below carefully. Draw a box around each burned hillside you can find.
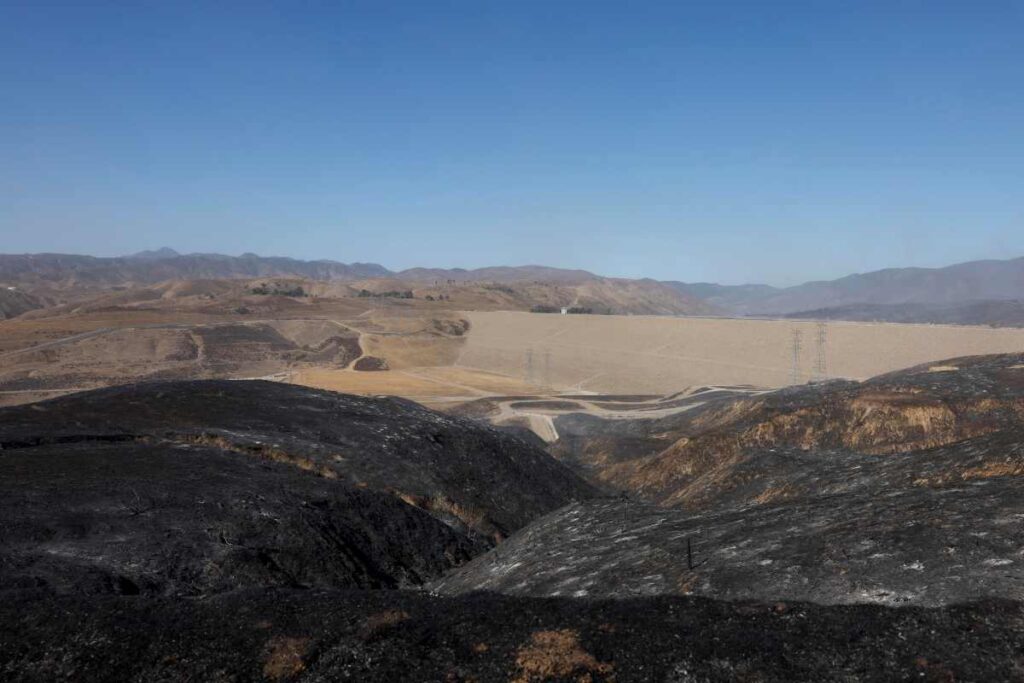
[0,380,594,597]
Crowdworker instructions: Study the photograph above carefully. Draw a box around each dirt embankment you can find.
[457,310,1024,394]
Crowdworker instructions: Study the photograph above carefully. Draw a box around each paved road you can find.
[486,385,767,442]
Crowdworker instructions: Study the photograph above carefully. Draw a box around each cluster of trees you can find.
[250,284,306,297]
[357,289,414,299]
[481,283,516,295]
[425,294,451,301]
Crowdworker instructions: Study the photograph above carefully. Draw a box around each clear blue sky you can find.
[2,1,1022,285]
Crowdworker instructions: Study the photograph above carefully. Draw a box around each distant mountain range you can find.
[782,300,1024,327]
[2,249,1023,321]
[0,250,598,287]
[0,251,390,287]
[666,257,1024,315]
[661,282,779,312]
[394,265,598,284]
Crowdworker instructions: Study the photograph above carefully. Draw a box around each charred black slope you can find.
[437,355,1024,605]
[0,380,596,542]
[3,376,1024,679]
[0,381,594,596]
[0,441,483,595]
[3,590,1023,683]
[433,453,1024,605]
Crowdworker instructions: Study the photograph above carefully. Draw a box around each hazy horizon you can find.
[5,244,1024,290]
[3,2,1023,287]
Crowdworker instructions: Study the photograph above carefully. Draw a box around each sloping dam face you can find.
[457,311,1024,394]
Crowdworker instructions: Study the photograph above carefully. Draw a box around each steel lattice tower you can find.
[790,328,803,385]
[814,321,828,381]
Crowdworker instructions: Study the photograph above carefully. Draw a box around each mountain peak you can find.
[128,247,180,260]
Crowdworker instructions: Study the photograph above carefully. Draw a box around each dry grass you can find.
[360,610,410,641]
[394,492,502,541]
[180,433,340,479]
[960,461,1024,480]
[676,573,700,594]
[752,484,799,505]
[916,460,1024,487]
[262,636,310,681]
[361,333,463,369]
[513,629,613,683]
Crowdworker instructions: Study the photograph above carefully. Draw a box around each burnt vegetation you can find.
[3,358,1024,680]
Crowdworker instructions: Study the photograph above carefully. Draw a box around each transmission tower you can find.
[525,347,534,384]
[813,322,828,381]
[790,328,803,385]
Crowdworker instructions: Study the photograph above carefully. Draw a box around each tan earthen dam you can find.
[456,311,1024,394]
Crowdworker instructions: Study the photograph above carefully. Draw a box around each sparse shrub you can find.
[483,283,516,295]
[355,289,415,299]
[250,284,305,297]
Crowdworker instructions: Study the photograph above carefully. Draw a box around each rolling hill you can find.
[0,288,43,320]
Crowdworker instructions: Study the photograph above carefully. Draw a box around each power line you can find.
[813,321,828,381]
[790,328,803,385]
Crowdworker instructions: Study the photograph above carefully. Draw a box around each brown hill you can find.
[0,288,43,320]
[0,251,713,316]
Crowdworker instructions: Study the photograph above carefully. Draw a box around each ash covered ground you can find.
[3,360,1024,681]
